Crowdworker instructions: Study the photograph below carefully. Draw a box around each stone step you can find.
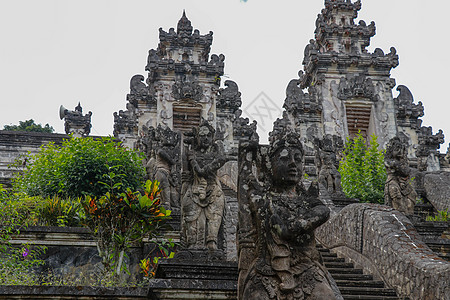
[329,273,374,281]
[342,295,400,300]
[423,238,450,261]
[414,203,435,219]
[323,257,345,263]
[335,280,385,288]
[317,245,400,300]
[320,252,338,258]
[339,287,397,297]
[413,221,448,238]
[324,261,355,268]
[327,267,364,274]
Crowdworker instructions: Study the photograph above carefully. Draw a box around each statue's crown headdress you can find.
[268,118,303,157]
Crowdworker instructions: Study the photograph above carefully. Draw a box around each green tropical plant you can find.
[38,196,85,227]
[140,239,175,279]
[13,136,146,198]
[81,170,171,282]
[3,119,54,133]
[338,132,387,204]
[426,209,449,222]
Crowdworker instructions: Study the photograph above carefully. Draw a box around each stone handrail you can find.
[316,203,450,300]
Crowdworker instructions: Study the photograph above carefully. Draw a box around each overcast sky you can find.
[1,0,449,150]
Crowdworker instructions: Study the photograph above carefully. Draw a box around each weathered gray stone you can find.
[423,171,450,212]
[316,203,450,300]
[8,226,180,285]
[60,102,92,137]
[181,120,227,254]
[237,127,342,300]
[0,286,150,299]
[141,125,181,211]
[0,131,69,187]
[384,136,417,215]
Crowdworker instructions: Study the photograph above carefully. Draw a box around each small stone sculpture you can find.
[315,135,345,199]
[61,102,92,137]
[181,120,227,253]
[384,137,417,215]
[238,127,341,300]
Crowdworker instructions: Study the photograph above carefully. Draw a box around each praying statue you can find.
[181,120,227,252]
[237,127,342,300]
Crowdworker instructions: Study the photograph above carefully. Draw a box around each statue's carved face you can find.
[271,146,303,187]
[162,131,178,147]
[198,126,213,150]
[390,140,405,159]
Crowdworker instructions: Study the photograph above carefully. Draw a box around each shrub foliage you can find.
[13,137,146,198]
[3,119,54,133]
[338,133,386,204]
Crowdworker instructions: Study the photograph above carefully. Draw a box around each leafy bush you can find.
[3,119,54,133]
[426,209,449,222]
[0,185,46,285]
[338,133,386,204]
[13,136,146,198]
[82,173,171,281]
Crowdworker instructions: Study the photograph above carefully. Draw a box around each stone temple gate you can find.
[111,11,256,263]
[0,1,448,300]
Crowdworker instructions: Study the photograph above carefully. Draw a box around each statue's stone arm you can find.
[190,142,227,178]
[157,148,175,166]
[291,204,330,234]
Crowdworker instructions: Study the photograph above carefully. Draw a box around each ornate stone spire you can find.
[394,85,424,130]
[301,0,398,89]
[315,0,372,53]
[177,10,193,35]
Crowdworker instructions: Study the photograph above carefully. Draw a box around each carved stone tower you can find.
[279,0,444,171]
[113,11,247,152]
[299,0,399,147]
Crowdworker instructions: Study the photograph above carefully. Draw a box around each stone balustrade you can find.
[316,203,450,300]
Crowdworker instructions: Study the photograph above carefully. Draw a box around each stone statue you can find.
[315,135,345,198]
[238,128,342,300]
[152,125,180,211]
[181,120,227,252]
[384,136,417,215]
[61,102,92,137]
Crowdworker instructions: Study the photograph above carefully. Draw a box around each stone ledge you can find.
[8,226,180,247]
[0,286,149,299]
[156,259,238,280]
[148,278,237,290]
[148,279,237,300]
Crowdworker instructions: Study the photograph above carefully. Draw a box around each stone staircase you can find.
[412,203,450,261]
[318,246,401,300]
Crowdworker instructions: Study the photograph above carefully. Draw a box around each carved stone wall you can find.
[0,131,69,187]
